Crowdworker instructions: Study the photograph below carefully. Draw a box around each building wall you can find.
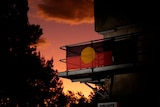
[94,0,160,32]
[94,0,159,106]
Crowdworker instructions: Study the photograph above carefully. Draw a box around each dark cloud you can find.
[30,37,49,48]
[37,0,94,25]
[36,37,47,44]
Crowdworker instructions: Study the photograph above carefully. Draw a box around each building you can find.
[58,1,159,107]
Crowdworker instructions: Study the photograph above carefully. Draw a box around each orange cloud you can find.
[36,0,94,25]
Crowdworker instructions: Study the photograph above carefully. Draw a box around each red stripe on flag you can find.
[67,51,113,70]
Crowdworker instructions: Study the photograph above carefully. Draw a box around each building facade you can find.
[58,1,159,106]
[94,0,158,107]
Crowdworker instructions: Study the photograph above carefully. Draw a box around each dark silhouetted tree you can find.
[0,0,65,106]
[87,91,99,107]
[63,90,93,107]
[75,91,89,107]
[65,90,78,106]
[0,0,31,104]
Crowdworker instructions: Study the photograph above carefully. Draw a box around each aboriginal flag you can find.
[66,39,113,70]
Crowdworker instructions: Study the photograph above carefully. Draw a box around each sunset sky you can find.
[28,0,103,97]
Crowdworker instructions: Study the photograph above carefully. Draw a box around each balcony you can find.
[58,32,152,83]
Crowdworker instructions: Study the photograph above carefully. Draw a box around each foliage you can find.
[64,90,98,107]
[0,0,64,106]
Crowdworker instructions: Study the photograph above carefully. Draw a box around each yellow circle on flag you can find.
[81,47,95,64]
